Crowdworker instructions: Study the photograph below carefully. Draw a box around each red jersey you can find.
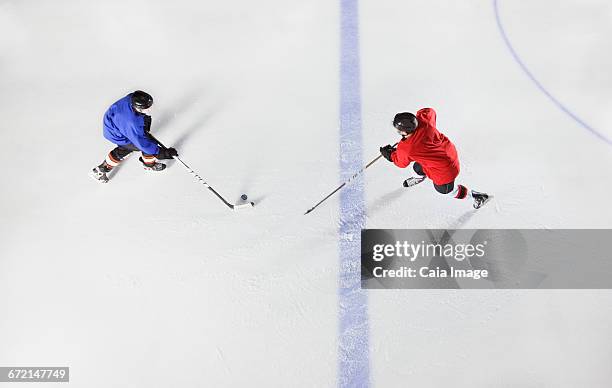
[391,108,460,185]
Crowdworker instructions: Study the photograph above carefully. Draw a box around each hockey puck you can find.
[241,194,248,201]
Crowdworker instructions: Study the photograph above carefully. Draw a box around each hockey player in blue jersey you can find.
[90,90,178,183]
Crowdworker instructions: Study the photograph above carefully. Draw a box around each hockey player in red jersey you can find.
[380,108,490,209]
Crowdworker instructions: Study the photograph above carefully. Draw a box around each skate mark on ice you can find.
[493,0,611,146]
[215,346,232,376]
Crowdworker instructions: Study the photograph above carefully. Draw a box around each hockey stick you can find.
[304,142,399,215]
[148,133,254,210]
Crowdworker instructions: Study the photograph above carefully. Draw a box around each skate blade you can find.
[474,195,493,209]
[89,171,109,183]
[233,202,255,210]
[403,177,425,188]
[142,165,166,172]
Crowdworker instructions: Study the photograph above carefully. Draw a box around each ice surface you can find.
[0,1,611,387]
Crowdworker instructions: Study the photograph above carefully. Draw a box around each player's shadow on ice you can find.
[162,108,220,169]
[153,88,223,167]
[155,88,204,132]
[367,187,405,218]
[173,108,219,150]
[446,209,477,229]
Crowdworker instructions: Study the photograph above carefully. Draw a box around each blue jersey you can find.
[103,94,159,155]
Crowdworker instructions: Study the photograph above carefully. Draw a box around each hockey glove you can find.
[380,145,395,162]
[157,147,178,160]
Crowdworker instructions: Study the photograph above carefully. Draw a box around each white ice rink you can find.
[1,1,611,387]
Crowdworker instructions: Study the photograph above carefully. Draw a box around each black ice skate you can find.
[403,176,426,188]
[139,157,166,171]
[472,190,490,209]
[89,165,110,183]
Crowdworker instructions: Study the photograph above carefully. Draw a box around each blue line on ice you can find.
[339,0,369,387]
[493,0,611,146]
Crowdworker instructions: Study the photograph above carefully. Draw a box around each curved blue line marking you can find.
[493,0,611,146]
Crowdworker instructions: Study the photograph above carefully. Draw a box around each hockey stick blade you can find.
[232,202,255,210]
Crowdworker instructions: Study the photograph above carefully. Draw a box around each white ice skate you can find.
[89,166,109,183]
[403,176,426,188]
[472,191,491,209]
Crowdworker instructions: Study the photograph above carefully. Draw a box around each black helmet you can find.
[393,112,418,134]
[131,90,153,110]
